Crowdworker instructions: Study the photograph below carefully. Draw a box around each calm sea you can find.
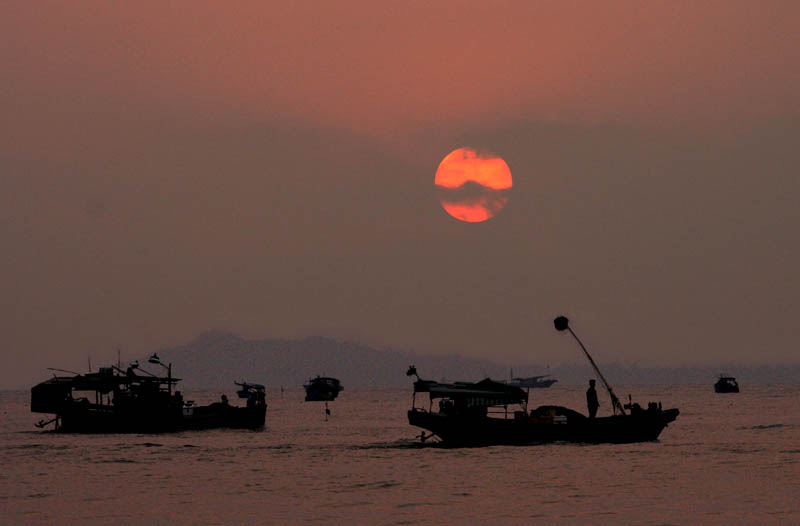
[2,384,798,525]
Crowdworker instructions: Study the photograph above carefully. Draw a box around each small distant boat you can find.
[714,375,739,393]
[30,355,266,433]
[304,376,343,402]
[504,374,557,389]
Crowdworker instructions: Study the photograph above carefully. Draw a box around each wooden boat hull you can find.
[408,407,679,446]
[54,402,266,433]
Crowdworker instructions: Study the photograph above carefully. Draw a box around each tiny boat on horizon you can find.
[714,375,739,393]
[303,376,343,402]
[503,374,558,389]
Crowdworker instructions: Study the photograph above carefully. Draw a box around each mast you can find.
[554,316,626,415]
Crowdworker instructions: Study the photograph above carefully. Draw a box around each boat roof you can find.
[235,381,265,390]
[414,378,527,404]
[510,375,552,381]
[33,369,180,393]
[307,376,341,384]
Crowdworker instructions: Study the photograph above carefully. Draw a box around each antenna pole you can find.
[554,316,626,415]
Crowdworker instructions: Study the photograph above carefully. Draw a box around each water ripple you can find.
[737,423,786,430]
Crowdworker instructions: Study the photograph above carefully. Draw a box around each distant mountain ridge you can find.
[151,331,513,389]
[148,331,800,389]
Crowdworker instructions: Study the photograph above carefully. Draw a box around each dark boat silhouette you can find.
[405,316,679,446]
[303,376,343,402]
[714,375,739,393]
[31,355,266,433]
[504,374,557,389]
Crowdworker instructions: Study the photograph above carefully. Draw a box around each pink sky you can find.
[4,1,798,154]
[2,2,800,386]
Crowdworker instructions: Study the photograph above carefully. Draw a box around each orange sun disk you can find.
[435,148,512,222]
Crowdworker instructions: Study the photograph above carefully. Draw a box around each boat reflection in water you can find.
[406,316,679,446]
[31,354,266,433]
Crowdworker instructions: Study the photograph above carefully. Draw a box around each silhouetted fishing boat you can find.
[714,375,739,393]
[405,316,679,446]
[31,354,266,433]
[304,376,343,402]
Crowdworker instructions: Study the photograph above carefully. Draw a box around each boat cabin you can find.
[31,366,179,419]
[411,378,529,419]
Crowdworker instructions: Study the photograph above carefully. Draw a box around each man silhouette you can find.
[586,379,599,419]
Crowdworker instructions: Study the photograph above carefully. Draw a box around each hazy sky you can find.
[3,2,799,387]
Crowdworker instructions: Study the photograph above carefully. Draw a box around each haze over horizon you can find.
[3,2,800,389]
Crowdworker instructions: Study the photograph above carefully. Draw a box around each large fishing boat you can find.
[31,354,266,433]
[406,316,679,446]
[303,376,343,402]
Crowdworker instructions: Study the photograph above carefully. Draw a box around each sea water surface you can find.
[2,384,799,525]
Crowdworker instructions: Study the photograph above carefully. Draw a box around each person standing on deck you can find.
[586,379,600,419]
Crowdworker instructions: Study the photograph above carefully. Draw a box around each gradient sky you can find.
[2,1,799,387]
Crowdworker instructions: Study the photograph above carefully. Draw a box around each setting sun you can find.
[434,147,513,222]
